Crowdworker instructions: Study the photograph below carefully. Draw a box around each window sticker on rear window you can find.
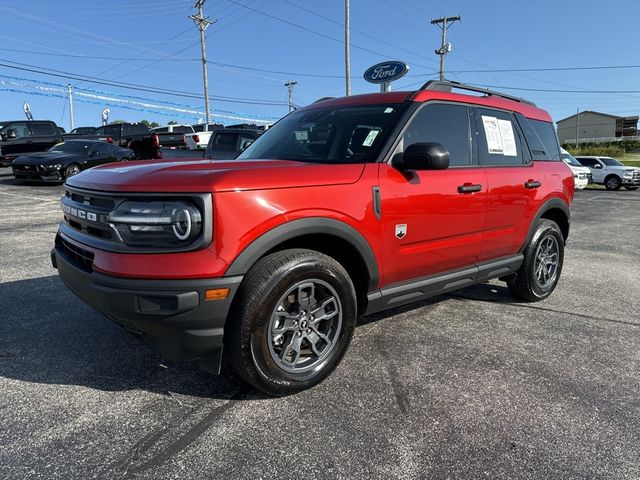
[482,116,504,154]
[481,115,518,156]
[497,119,517,157]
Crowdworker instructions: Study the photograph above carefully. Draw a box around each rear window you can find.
[31,122,57,136]
[530,120,560,161]
[124,123,149,135]
[172,126,193,134]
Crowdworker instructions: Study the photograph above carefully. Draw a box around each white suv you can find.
[560,148,591,189]
[575,155,640,191]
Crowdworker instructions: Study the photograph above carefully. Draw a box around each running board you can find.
[364,255,523,315]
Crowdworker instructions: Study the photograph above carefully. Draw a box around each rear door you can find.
[30,122,60,152]
[378,102,488,285]
[476,108,549,261]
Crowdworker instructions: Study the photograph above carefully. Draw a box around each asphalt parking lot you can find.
[1,169,639,480]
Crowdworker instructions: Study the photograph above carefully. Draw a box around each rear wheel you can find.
[64,163,81,179]
[227,249,357,396]
[605,175,622,190]
[508,219,564,302]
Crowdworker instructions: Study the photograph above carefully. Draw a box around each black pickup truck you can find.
[65,122,161,159]
[0,120,63,167]
[203,126,263,160]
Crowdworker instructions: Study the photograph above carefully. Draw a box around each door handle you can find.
[524,180,541,189]
[457,184,482,194]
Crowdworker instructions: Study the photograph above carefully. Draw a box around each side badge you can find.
[395,224,407,239]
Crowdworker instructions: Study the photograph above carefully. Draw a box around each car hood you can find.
[12,152,83,165]
[65,159,366,193]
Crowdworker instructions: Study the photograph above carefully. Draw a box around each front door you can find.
[378,102,487,287]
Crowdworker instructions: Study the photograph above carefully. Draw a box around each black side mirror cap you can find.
[393,142,450,171]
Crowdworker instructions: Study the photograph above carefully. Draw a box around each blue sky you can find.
[1,0,639,128]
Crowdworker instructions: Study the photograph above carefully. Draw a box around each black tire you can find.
[226,249,357,396]
[64,163,81,179]
[604,175,622,190]
[508,219,564,302]
[624,186,638,191]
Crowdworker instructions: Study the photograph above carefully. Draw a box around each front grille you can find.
[56,235,94,272]
[62,188,116,240]
[633,171,640,182]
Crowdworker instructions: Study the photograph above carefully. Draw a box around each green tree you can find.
[167,120,178,125]
[140,119,160,128]
[109,119,126,124]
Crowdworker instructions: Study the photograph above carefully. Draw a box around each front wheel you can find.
[508,219,564,302]
[227,249,357,396]
[605,175,622,190]
[64,163,81,179]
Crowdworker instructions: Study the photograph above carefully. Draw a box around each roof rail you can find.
[420,80,536,107]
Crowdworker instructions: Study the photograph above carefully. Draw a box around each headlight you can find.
[107,200,202,246]
[623,170,634,178]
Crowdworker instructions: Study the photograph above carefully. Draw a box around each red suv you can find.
[52,81,574,396]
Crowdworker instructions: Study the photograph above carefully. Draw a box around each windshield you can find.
[600,157,623,166]
[237,103,406,164]
[48,142,92,154]
[561,152,582,167]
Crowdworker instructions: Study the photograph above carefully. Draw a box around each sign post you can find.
[363,61,409,92]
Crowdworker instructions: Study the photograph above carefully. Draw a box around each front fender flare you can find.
[224,217,379,291]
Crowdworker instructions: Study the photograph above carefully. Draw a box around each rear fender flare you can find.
[520,198,570,251]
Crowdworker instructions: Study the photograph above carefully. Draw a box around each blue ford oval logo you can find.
[363,61,409,84]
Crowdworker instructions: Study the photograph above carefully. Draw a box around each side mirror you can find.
[6,129,17,140]
[593,163,602,169]
[393,143,450,171]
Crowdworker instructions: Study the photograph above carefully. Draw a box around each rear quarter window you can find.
[530,119,561,161]
[31,122,57,136]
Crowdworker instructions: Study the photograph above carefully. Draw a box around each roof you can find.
[557,111,639,124]
[306,90,551,122]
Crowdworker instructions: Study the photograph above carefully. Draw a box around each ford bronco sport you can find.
[52,81,574,396]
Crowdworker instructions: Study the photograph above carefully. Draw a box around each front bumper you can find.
[574,176,588,189]
[52,238,243,374]
[13,167,63,182]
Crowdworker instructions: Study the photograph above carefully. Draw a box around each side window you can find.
[214,132,239,151]
[576,157,597,167]
[530,119,561,161]
[5,123,32,139]
[402,103,471,167]
[152,127,169,134]
[93,126,106,135]
[96,125,120,136]
[92,143,110,154]
[514,113,548,159]
[31,122,57,136]
[476,108,524,166]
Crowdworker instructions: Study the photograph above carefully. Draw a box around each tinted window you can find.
[124,123,149,135]
[476,108,524,166]
[238,103,406,164]
[152,127,169,133]
[576,157,599,167]
[49,142,91,154]
[172,126,193,134]
[530,120,560,161]
[514,113,547,159]
[402,103,471,166]
[600,157,623,166]
[31,122,57,136]
[193,124,205,132]
[95,125,121,136]
[213,132,239,152]
[91,143,111,154]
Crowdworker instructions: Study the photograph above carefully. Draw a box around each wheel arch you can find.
[225,218,379,314]
[520,198,570,251]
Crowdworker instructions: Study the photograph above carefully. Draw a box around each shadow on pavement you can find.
[0,275,256,399]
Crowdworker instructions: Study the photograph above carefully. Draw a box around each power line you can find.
[0,59,289,105]
[0,47,199,61]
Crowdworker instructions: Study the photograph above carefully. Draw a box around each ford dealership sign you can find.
[363,61,409,84]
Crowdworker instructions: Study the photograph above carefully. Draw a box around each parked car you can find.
[203,126,262,160]
[52,80,573,396]
[68,127,96,135]
[0,120,63,167]
[11,139,133,183]
[560,148,591,189]
[150,124,194,148]
[65,122,161,160]
[575,155,640,190]
[185,123,224,150]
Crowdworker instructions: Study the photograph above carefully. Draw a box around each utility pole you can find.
[575,108,580,146]
[344,0,351,96]
[284,80,298,113]
[190,0,215,124]
[430,15,461,81]
[67,84,74,131]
